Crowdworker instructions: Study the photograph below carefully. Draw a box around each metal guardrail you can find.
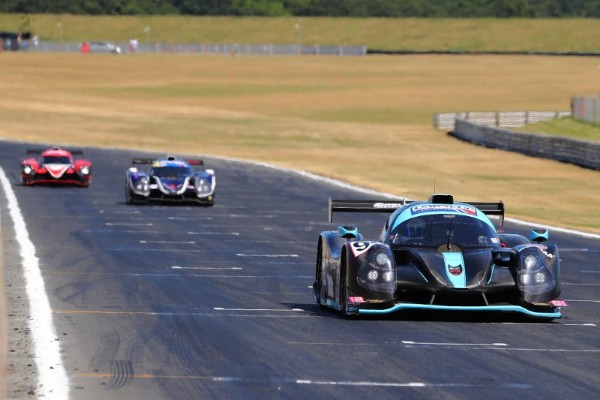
[29,41,367,56]
[450,119,600,170]
[433,111,570,131]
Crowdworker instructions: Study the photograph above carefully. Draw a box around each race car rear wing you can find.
[463,201,505,226]
[26,148,84,155]
[328,199,407,223]
[132,159,155,164]
[328,198,505,226]
[132,158,204,165]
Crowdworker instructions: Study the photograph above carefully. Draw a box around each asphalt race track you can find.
[1,140,599,399]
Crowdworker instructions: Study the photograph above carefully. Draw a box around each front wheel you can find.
[125,185,134,204]
[125,185,144,204]
[339,262,348,316]
[315,242,326,307]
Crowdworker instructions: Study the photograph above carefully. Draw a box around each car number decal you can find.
[351,242,372,257]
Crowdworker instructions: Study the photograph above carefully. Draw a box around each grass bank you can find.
[2,15,600,52]
[518,117,600,142]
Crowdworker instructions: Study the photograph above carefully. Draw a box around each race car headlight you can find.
[357,249,396,293]
[524,254,538,269]
[196,178,211,194]
[367,269,378,281]
[134,177,149,192]
[80,165,90,175]
[23,165,33,174]
[518,249,552,293]
[382,271,394,283]
[535,272,546,284]
[375,253,390,266]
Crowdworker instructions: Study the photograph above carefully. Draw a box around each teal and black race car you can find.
[313,194,565,320]
[125,156,216,205]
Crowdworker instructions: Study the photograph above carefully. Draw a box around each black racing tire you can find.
[125,185,144,205]
[125,186,134,204]
[315,241,325,307]
[339,256,348,316]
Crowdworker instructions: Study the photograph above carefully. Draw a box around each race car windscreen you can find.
[43,156,71,164]
[390,214,500,249]
[151,166,193,178]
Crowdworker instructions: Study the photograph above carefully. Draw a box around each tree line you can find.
[2,0,600,17]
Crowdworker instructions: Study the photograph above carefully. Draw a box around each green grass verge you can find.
[3,15,600,52]
[518,117,600,143]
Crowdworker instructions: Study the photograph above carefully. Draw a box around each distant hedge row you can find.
[2,0,600,17]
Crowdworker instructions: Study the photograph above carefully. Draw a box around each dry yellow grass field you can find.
[1,52,599,233]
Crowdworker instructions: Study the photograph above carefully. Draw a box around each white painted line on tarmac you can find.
[263,227,314,231]
[561,323,597,326]
[288,341,599,352]
[295,380,531,389]
[563,283,600,286]
[214,307,304,312]
[565,299,600,303]
[54,271,312,279]
[188,231,240,236]
[106,247,211,252]
[187,274,311,279]
[73,370,533,389]
[560,248,590,252]
[105,222,154,226]
[224,239,313,245]
[581,270,600,274]
[56,309,311,318]
[0,167,70,399]
[260,261,313,265]
[236,253,299,258]
[168,216,213,221]
[402,341,508,347]
[498,348,600,353]
[140,240,196,244]
[170,265,242,270]
[99,209,140,214]
[297,380,427,387]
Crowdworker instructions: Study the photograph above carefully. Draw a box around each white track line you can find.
[0,167,70,399]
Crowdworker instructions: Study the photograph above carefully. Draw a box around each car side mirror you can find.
[492,249,515,267]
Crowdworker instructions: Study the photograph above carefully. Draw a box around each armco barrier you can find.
[450,119,600,170]
[433,111,570,131]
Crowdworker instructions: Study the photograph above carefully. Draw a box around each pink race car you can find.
[21,147,92,187]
